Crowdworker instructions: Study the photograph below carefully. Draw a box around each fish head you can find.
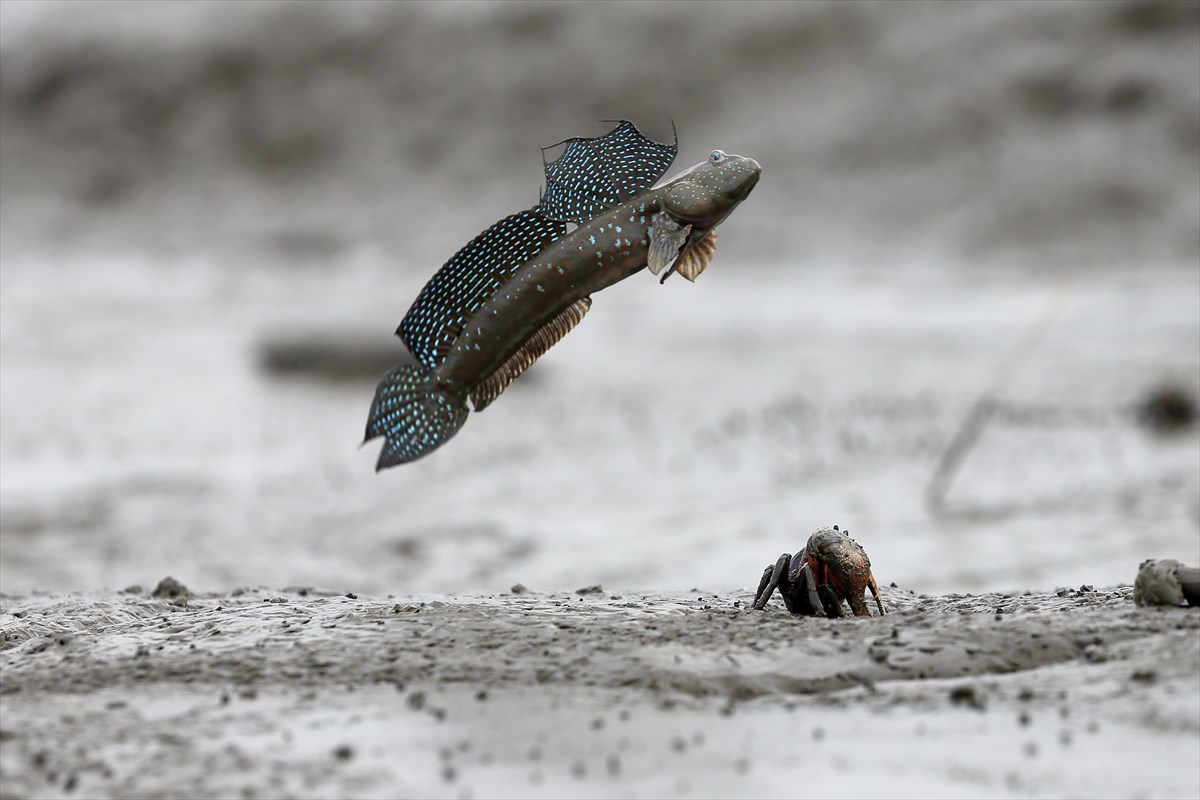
[661,150,761,229]
[647,150,759,282]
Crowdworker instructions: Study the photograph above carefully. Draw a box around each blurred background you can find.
[1,0,1197,597]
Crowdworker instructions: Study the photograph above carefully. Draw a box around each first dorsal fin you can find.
[398,208,567,368]
[538,121,677,224]
[469,297,592,412]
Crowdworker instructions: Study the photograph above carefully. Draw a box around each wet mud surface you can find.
[1,4,1198,797]
[1,586,1197,798]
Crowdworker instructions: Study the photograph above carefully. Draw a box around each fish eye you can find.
[709,150,725,163]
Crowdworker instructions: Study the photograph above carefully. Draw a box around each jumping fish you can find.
[365,121,761,469]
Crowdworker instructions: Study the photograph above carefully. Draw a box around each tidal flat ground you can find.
[2,2,1198,797]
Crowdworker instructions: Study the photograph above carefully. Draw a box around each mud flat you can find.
[0,584,1196,799]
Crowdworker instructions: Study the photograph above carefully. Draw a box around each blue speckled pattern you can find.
[398,209,566,368]
[367,121,737,470]
[539,121,676,224]
[365,364,468,469]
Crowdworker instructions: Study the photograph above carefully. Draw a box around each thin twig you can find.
[925,277,1077,514]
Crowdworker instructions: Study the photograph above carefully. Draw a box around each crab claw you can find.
[805,527,886,617]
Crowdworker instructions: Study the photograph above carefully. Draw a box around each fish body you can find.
[366,122,760,469]
[433,196,658,393]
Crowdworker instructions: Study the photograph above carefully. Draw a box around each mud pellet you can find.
[950,686,985,710]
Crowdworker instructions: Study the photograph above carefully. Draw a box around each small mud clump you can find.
[151,577,190,599]
[1136,384,1197,436]
[1134,559,1200,607]
[949,685,987,711]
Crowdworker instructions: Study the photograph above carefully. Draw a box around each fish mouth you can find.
[729,161,761,201]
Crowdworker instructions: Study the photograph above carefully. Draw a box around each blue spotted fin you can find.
[365,364,469,469]
[398,209,567,368]
[469,297,592,412]
[539,121,677,224]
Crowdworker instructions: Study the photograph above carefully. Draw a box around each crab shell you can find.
[802,527,877,617]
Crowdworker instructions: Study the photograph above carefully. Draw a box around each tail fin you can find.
[364,364,469,470]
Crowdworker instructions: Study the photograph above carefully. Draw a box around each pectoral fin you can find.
[648,213,691,277]
[672,230,718,283]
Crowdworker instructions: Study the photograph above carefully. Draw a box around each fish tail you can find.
[364,364,468,470]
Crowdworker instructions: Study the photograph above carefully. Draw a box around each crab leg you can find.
[753,553,791,610]
[866,573,886,615]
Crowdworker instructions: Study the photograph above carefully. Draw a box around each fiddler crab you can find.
[752,526,886,618]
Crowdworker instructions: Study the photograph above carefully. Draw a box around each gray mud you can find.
[1,586,1197,798]
[1,3,1198,798]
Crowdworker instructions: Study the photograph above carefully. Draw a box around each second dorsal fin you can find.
[398,208,567,368]
[469,297,593,412]
[539,121,677,224]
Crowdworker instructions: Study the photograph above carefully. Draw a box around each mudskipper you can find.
[366,122,761,469]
